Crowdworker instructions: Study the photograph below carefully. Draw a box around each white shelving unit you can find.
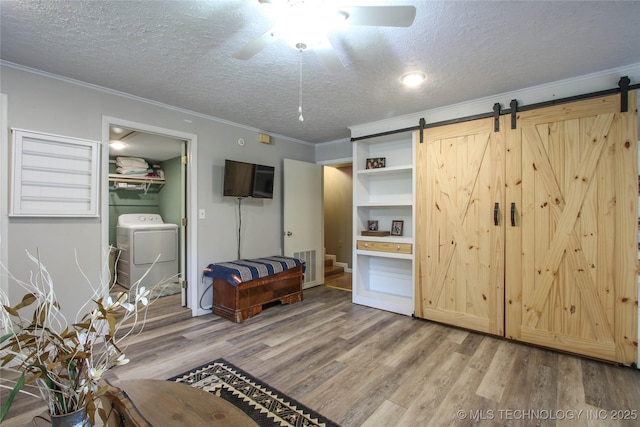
[352,133,415,316]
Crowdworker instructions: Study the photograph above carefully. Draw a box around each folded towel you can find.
[116,157,148,168]
[117,168,154,175]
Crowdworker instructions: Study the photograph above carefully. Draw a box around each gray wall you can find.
[316,138,352,164]
[1,65,314,318]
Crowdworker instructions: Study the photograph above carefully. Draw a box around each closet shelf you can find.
[109,174,165,194]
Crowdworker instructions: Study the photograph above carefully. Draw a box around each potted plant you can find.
[0,248,165,426]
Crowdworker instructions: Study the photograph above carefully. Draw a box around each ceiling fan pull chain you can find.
[298,45,304,122]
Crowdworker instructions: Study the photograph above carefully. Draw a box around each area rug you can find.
[168,359,341,427]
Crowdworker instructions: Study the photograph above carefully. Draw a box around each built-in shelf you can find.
[356,165,413,175]
[352,133,415,316]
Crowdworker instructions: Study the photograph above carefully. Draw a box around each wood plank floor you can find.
[4,273,640,426]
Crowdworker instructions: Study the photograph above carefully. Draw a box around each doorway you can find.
[101,117,199,317]
[322,161,353,290]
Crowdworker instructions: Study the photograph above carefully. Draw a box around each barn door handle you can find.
[511,202,516,227]
[494,202,499,226]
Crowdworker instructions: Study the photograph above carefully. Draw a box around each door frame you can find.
[101,117,199,317]
[318,157,353,274]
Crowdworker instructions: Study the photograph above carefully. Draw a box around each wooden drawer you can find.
[357,240,412,254]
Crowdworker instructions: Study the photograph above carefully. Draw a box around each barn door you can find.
[415,117,505,336]
[505,93,638,364]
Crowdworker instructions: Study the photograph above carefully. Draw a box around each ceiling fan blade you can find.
[314,38,344,73]
[233,28,279,60]
[341,6,416,27]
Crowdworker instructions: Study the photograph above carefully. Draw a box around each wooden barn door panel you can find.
[415,117,505,336]
[505,93,638,364]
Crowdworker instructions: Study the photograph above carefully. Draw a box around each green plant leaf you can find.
[0,370,25,422]
[0,332,15,345]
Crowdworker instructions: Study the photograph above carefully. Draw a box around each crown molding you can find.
[0,60,314,147]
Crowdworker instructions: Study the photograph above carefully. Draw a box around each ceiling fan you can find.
[233,0,417,73]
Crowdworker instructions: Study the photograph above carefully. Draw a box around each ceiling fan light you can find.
[281,25,324,49]
[274,1,345,50]
[401,71,426,87]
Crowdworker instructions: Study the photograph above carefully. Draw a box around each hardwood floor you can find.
[5,272,640,426]
[324,269,352,292]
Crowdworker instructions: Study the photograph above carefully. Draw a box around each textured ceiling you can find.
[1,0,639,144]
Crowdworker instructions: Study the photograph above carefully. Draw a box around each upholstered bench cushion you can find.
[203,256,304,286]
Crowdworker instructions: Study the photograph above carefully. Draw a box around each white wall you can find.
[314,63,640,162]
[0,65,315,318]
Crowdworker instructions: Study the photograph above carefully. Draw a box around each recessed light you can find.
[110,141,127,150]
[111,127,124,134]
[401,71,426,88]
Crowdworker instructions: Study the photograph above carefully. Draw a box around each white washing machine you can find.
[116,213,179,289]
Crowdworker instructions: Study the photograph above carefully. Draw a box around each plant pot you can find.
[50,408,90,427]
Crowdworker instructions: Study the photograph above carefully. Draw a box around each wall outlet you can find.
[199,209,205,219]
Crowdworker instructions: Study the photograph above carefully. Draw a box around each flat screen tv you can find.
[223,159,275,199]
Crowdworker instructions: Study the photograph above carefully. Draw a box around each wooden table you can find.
[116,379,257,427]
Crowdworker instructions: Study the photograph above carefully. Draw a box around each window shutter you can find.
[10,129,100,217]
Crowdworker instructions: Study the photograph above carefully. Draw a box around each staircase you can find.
[324,254,345,278]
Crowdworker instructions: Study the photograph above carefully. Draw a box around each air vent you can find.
[294,250,316,285]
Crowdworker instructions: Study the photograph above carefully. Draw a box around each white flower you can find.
[135,286,150,306]
[76,332,89,349]
[89,367,104,380]
[120,301,135,312]
[114,353,129,366]
[104,296,114,309]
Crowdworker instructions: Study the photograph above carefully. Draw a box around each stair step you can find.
[324,254,339,266]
